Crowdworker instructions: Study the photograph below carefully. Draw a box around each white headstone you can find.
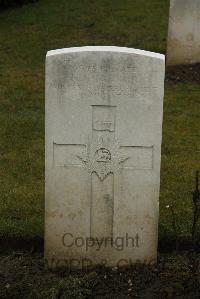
[45,46,165,269]
[167,0,200,65]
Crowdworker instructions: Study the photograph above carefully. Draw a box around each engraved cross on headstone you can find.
[54,105,153,239]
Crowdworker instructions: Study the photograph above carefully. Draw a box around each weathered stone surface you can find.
[45,46,165,269]
[167,0,200,66]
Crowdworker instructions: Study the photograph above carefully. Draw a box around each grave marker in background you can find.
[167,0,200,65]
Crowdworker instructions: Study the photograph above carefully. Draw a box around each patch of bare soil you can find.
[0,252,200,298]
[166,63,200,84]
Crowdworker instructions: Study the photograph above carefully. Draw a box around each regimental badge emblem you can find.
[78,134,129,181]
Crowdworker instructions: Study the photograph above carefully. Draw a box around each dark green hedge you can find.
[0,0,37,9]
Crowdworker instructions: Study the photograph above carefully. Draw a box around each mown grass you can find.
[160,82,200,241]
[0,0,199,241]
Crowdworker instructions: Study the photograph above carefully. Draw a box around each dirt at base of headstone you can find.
[0,252,200,299]
[166,63,200,84]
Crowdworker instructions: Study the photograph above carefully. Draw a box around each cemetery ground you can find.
[0,0,200,298]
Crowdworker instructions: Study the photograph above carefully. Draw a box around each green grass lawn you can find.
[0,0,199,242]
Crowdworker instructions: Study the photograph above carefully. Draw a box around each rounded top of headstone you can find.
[46,46,165,61]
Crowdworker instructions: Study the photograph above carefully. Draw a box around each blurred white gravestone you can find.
[167,0,200,65]
[45,46,165,269]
